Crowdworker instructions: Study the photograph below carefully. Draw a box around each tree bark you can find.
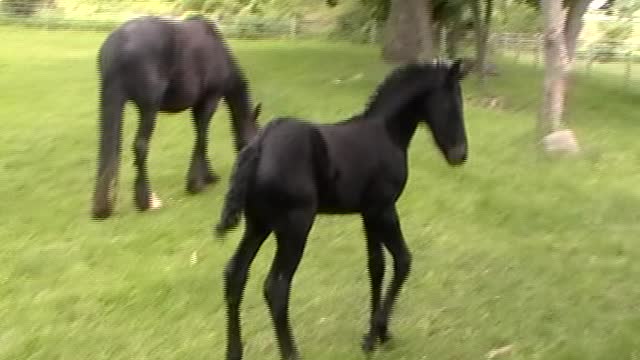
[382,0,435,63]
[471,0,494,87]
[540,0,569,136]
[446,25,463,59]
[564,0,592,62]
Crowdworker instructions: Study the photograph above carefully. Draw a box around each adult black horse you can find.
[92,15,260,219]
[216,60,472,360]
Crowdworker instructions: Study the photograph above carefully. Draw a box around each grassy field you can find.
[1,27,639,360]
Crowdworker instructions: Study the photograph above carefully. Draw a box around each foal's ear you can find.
[450,58,475,80]
[253,103,262,120]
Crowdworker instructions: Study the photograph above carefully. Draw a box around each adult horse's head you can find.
[422,59,472,166]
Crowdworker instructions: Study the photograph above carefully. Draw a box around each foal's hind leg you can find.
[361,206,412,351]
[133,105,159,211]
[264,208,315,360]
[224,217,270,360]
[187,95,222,194]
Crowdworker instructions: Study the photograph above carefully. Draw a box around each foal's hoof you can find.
[361,334,377,354]
[379,330,392,344]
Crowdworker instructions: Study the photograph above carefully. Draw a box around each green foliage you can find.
[329,1,377,42]
[1,0,46,16]
[589,0,637,61]
[495,0,541,33]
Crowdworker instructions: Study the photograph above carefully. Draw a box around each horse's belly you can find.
[317,182,365,213]
[159,81,201,112]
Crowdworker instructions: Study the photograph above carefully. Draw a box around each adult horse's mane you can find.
[182,14,223,38]
[363,61,453,120]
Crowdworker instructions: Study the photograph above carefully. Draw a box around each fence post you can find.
[624,51,632,89]
[289,16,298,39]
[586,47,594,75]
[534,37,541,69]
[368,21,377,44]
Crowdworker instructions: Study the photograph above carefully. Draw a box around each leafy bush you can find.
[2,0,46,17]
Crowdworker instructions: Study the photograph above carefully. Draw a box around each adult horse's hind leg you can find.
[133,105,158,211]
[187,95,222,194]
[361,206,412,351]
[264,208,315,360]
[224,216,271,360]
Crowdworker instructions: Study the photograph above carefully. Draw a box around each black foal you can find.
[216,60,472,360]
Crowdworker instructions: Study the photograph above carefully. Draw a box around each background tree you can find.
[382,0,435,63]
[470,0,494,86]
[538,0,594,154]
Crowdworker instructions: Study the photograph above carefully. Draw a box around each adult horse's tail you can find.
[92,74,126,219]
[215,139,261,236]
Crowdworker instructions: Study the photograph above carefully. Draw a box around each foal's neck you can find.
[380,109,422,150]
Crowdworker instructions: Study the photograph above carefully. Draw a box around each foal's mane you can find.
[363,62,451,120]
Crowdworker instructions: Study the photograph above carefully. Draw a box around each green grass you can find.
[1,26,640,360]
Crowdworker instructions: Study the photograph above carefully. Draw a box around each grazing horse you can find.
[215,60,472,360]
[92,15,260,219]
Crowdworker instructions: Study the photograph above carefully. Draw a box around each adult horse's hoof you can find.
[186,179,206,194]
[204,170,220,184]
[186,172,218,194]
[91,205,113,220]
[149,192,163,210]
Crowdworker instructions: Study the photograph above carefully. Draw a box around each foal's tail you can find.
[215,139,261,236]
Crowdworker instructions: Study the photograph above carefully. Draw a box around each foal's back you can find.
[251,117,407,213]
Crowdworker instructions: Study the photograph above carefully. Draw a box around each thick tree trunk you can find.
[382,0,435,63]
[446,25,463,59]
[565,0,592,62]
[540,0,569,136]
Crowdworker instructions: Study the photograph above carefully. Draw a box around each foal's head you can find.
[419,60,472,166]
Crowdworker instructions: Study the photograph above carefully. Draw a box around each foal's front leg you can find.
[264,208,315,360]
[361,212,386,353]
[361,206,412,352]
[187,96,221,194]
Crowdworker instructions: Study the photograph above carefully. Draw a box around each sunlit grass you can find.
[1,27,639,360]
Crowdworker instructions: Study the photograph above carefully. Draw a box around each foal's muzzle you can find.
[446,144,467,166]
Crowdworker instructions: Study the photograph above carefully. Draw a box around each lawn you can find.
[1,27,639,360]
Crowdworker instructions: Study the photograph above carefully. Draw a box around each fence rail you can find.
[2,8,639,87]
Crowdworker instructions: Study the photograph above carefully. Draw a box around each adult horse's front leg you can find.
[133,106,159,211]
[264,208,315,360]
[361,206,412,352]
[187,95,222,194]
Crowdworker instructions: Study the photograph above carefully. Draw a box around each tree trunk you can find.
[471,0,494,87]
[564,0,592,62]
[538,0,581,155]
[540,0,569,136]
[446,25,463,59]
[382,0,435,63]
